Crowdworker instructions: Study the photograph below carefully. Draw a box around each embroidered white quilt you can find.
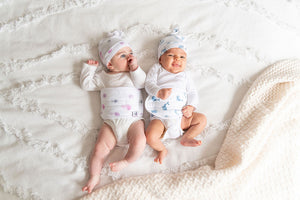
[0,1,299,199]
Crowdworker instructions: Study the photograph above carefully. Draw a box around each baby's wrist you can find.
[189,106,196,111]
[130,65,139,71]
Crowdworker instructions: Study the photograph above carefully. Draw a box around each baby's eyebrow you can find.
[116,51,125,55]
[116,51,132,55]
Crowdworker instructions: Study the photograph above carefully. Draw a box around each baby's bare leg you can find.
[82,123,116,193]
[110,120,146,171]
[146,119,168,164]
[180,113,207,146]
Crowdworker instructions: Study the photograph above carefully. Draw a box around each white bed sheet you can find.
[0,0,299,199]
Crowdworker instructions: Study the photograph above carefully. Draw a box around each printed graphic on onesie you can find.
[145,89,187,119]
[100,87,143,119]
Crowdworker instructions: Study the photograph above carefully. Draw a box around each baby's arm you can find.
[145,64,173,99]
[182,71,198,118]
[80,60,103,91]
[129,55,146,89]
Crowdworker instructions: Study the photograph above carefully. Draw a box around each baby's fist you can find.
[157,88,172,100]
[128,55,138,71]
[182,105,195,118]
[87,60,99,66]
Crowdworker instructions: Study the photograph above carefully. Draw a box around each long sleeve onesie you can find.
[80,63,146,91]
[80,63,146,145]
[145,63,198,108]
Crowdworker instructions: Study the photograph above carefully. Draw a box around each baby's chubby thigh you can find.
[180,114,194,131]
[181,111,206,129]
[127,119,145,141]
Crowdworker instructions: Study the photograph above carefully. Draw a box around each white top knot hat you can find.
[157,26,187,59]
[98,30,131,66]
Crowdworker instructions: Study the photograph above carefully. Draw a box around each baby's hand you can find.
[182,105,195,118]
[87,60,99,66]
[157,88,172,100]
[128,54,138,71]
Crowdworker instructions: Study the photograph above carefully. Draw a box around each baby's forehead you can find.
[116,46,132,54]
[165,48,187,55]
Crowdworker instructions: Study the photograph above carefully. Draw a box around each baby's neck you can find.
[106,71,128,74]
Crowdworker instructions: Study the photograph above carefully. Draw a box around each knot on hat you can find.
[158,26,187,59]
[107,30,125,39]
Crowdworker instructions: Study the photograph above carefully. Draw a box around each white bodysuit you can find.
[145,63,198,139]
[80,63,146,145]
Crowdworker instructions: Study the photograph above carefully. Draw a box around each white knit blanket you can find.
[81,59,300,200]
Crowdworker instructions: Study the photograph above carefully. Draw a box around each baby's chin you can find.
[165,67,185,74]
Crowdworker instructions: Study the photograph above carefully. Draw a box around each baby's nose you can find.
[174,55,180,60]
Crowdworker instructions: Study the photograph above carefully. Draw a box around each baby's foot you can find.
[110,160,129,172]
[180,137,202,147]
[82,175,100,194]
[154,149,168,164]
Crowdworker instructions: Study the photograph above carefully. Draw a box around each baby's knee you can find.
[94,141,114,155]
[133,132,146,145]
[146,131,159,145]
[193,113,207,125]
[145,132,154,144]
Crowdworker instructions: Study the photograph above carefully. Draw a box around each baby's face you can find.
[107,46,133,73]
[159,48,187,74]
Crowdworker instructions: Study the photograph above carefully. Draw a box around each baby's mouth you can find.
[172,63,181,67]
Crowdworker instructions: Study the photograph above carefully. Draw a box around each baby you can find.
[80,31,146,193]
[145,28,207,164]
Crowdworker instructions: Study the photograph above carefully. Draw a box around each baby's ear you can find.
[107,62,113,70]
[158,57,162,64]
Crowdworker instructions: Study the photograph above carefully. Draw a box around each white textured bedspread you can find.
[0,1,299,199]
